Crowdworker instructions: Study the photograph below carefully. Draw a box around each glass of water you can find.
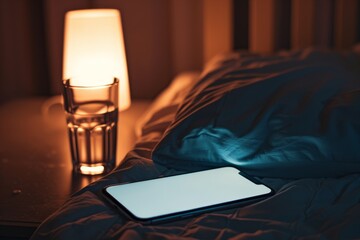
[62,78,119,175]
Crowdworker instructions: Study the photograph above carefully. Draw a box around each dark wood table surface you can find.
[0,97,150,239]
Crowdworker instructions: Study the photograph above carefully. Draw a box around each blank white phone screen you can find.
[105,167,271,220]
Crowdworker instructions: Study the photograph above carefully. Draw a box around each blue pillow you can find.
[152,49,360,178]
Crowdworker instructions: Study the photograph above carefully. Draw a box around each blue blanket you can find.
[153,49,360,178]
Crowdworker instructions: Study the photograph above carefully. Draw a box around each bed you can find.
[30,47,360,239]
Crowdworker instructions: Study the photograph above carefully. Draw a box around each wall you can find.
[0,0,237,102]
[0,0,50,103]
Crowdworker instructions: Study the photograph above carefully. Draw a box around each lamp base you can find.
[78,164,106,175]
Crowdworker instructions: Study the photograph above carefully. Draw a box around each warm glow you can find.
[63,9,131,111]
[80,165,105,175]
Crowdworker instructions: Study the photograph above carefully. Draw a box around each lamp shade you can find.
[63,9,131,111]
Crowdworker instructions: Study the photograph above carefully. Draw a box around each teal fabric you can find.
[152,49,360,178]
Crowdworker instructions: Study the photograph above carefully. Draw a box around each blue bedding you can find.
[31,49,360,239]
[153,49,360,178]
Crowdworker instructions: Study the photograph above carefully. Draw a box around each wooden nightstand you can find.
[0,98,151,239]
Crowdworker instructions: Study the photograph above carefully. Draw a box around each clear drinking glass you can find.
[62,78,119,175]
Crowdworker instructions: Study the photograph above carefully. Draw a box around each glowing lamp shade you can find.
[63,9,131,111]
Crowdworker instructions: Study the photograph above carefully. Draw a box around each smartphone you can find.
[103,167,274,223]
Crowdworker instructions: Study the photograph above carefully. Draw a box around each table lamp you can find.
[62,9,130,175]
[63,8,131,110]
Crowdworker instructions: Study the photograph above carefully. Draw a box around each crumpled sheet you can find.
[31,160,360,239]
[31,125,360,239]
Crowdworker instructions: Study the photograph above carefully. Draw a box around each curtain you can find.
[233,0,360,53]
